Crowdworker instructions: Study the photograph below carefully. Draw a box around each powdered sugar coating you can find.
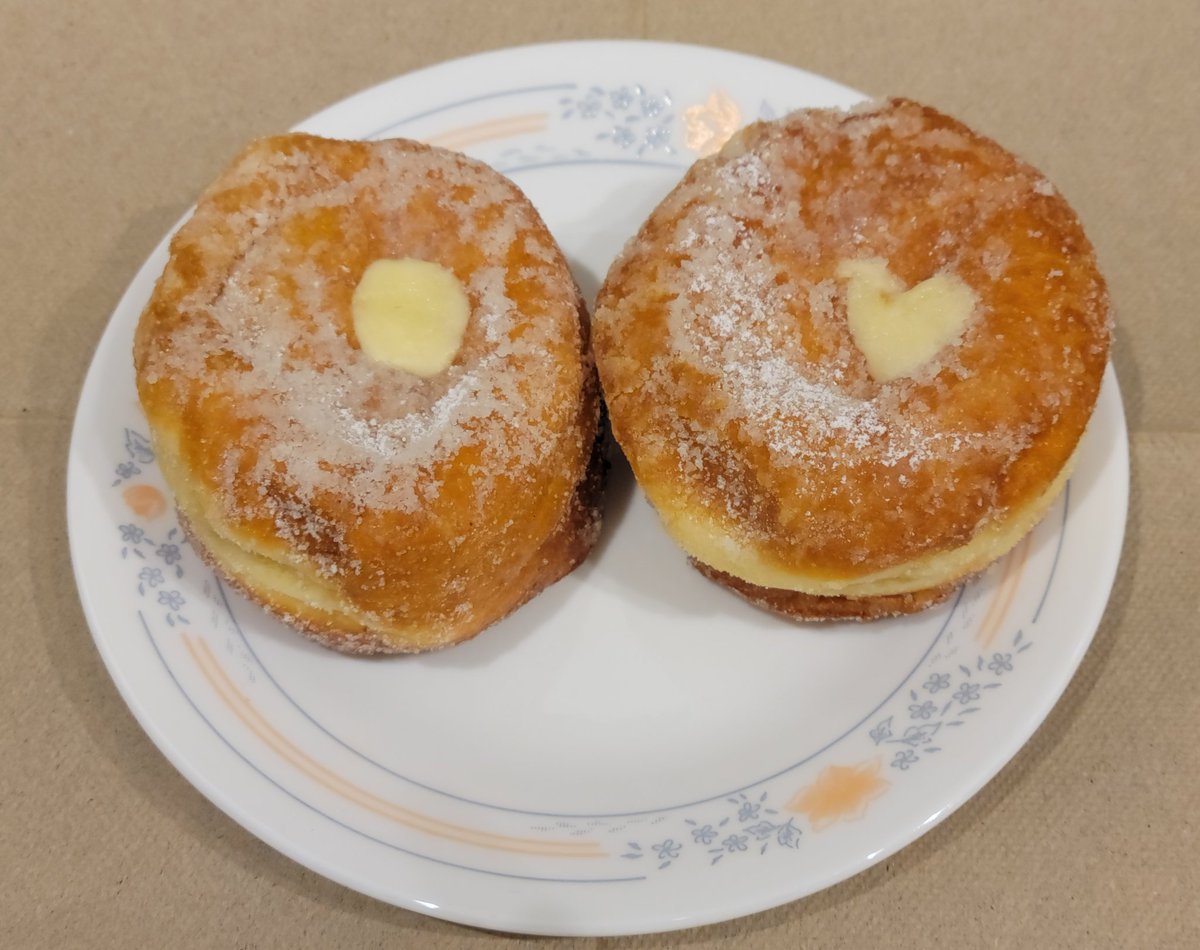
[140,139,577,518]
[135,135,600,650]
[593,99,1110,579]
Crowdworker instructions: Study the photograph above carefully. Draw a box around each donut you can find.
[592,98,1110,620]
[134,133,603,653]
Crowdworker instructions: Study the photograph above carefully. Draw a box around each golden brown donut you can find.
[134,133,603,653]
[593,99,1110,619]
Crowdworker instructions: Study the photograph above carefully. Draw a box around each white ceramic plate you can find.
[67,41,1128,936]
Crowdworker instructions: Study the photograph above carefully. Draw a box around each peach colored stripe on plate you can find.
[425,113,548,149]
[786,757,889,831]
[183,634,604,858]
[974,535,1032,649]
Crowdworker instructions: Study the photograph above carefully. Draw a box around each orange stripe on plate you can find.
[183,635,604,857]
[975,536,1032,650]
[426,113,548,149]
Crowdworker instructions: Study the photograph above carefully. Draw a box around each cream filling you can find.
[838,257,977,383]
[351,257,471,377]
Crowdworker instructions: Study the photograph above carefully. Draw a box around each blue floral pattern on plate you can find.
[867,630,1034,773]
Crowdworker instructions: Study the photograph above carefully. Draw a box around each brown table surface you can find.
[4,1,1197,947]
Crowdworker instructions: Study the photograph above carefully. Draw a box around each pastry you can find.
[592,99,1110,619]
[135,133,602,652]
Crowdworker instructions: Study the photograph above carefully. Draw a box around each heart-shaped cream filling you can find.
[837,258,978,383]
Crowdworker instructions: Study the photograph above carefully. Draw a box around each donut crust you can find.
[135,134,602,652]
[593,99,1110,618]
[690,560,957,621]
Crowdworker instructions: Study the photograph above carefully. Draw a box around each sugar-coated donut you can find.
[593,99,1110,620]
[134,134,603,653]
